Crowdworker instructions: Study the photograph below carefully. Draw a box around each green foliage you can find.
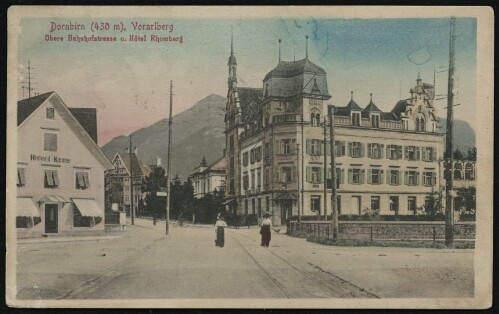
[361,207,380,221]
[142,166,167,219]
[422,188,443,218]
[453,147,465,160]
[455,186,476,214]
[466,147,477,161]
[200,155,209,167]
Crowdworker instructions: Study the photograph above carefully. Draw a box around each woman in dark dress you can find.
[215,214,227,247]
[260,213,273,247]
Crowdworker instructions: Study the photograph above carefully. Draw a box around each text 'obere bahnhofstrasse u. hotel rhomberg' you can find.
[222,36,475,226]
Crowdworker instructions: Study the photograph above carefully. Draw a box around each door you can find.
[45,204,58,233]
[280,200,292,222]
[351,196,361,215]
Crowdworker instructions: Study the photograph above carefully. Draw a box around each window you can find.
[73,207,94,227]
[17,216,32,228]
[17,168,26,187]
[243,173,249,190]
[256,169,262,187]
[371,196,380,212]
[390,196,399,213]
[250,170,255,188]
[368,143,383,159]
[311,167,322,183]
[308,139,322,156]
[368,169,383,184]
[310,112,321,127]
[423,171,436,187]
[408,196,417,213]
[348,168,364,184]
[281,166,293,183]
[371,115,380,128]
[46,107,55,119]
[311,196,321,212]
[465,163,475,180]
[258,198,262,217]
[454,162,463,180]
[389,169,400,185]
[349,142,363,158]
[335,141,346,157]
[255,147,262,162]
[250,150,255,164]
[264,143,271,158]
[252,199,256,214]
[352,112,360,126]
[44,133,58,152]
[405,170,419,186]
[75,171,90,190]
[245,199,248,215]
[422,147,436,161]
[387,145,402,160]
[405,146,420,161]
[44,169,59,188]
[281,139,292,154]
[242,152,249,166]
[416,116,426,132]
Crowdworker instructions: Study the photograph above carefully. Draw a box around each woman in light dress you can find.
[215,213,228,247]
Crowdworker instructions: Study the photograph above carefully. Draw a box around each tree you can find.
[170,174,184,219]
[453,147,465,160]
[455,187,476,214]
[142,166,167,220]
[200,155,209,167]
[466,147,477,161]
[422,188,443,218]
[182,177,195,222]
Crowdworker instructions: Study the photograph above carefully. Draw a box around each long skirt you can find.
[216,226,225,247]
[260,225,271,247]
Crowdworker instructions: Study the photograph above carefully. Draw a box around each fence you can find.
[288,221,475,244]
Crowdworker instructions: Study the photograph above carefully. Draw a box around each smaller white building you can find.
[191,157,226,198]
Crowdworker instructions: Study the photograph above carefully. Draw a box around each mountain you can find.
[439,118,476,152]
[101,94,227,180]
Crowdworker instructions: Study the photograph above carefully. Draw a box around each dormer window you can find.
[371,114,380,128]
[310,112,321,127]
[352,112,360,126]
[415,115,426,132]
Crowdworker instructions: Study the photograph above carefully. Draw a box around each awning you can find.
[17,197,40,217]
[223,199,236,205]
[273,191,298,200]
[73,198,103,217]
[39,195,71,203]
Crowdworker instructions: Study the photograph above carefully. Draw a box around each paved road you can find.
[16,219,473,300]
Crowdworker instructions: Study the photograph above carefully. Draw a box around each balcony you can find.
[273,114,300,124]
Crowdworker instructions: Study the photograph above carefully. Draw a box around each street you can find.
[16,219,474,300]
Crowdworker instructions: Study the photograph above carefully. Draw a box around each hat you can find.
[217,213,223,220]
[263,212,272,218]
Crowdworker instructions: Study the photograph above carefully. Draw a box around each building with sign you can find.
[16,92,113,238]
[224,37,447,225]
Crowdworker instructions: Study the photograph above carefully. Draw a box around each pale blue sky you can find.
[17,17,476,145]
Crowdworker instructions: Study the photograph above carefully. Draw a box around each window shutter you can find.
[291,167,296,182]
[326,141,331,156]
[341,169,345,184]
[386,145,391,159]
[274,170,279,183]
[361,169,365,184]
[19,168,26,185]
[306,139,311,155]
[398,146,403,160]
[431,149,436,161]
[404,146,409,160]
[319,167,324,183]
[380,170,384,184]
[360,143,365,158]
[45,170,54,186]
[416,172,420,186]
[348,142,353,157]
[367,169,372,184]
[404,171,408,185]
[367,143,372,158]
[348,169,353,184]
[416,147,421,160]
[53,171,60,186]
[432,172,436,186]
[83,173,90,188]
[319,141,324,155]
[275,140,280,154]
[306,167,312,183]
[327,168,332,180]
[380,144,384,159]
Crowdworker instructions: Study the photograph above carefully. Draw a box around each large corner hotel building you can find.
[224,37,448,225]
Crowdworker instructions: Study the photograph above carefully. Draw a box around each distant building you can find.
[107,151,151,216]
[16,92,113,238]
[223,36,459,225]
[191,156,226,199]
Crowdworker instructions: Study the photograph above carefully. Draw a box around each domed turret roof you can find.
[263,58,326,81]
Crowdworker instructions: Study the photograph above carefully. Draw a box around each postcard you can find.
[6,6,493,309]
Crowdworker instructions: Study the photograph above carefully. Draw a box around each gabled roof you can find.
[264,58,326,81]
[116,152,151,177]
[363,100,382,113]
[206,156,226,172]
[17,92,113,170]
[239,87,263,123]
[17,92,53,126]
[68,108,98,143]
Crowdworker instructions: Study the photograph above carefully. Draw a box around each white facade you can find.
[191,157,226,199]
[16,92,113,238]
[240,138,264,216]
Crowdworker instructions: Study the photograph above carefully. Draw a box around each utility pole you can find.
[296,143,300,220]
[28,60,32,98]
[165,80,173,235]
[129,135,135,225]
[322,117,328,220]
[445,17,456,246]
[328,105,338,240]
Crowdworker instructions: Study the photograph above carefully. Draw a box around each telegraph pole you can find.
[165,80,173,235]
[129,135,135,225]
[445,17,456,246]
[328,105,338,240]
[296,143,300,220]
[322,117,328,220]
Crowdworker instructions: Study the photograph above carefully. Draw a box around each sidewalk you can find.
[17,235,122,244]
